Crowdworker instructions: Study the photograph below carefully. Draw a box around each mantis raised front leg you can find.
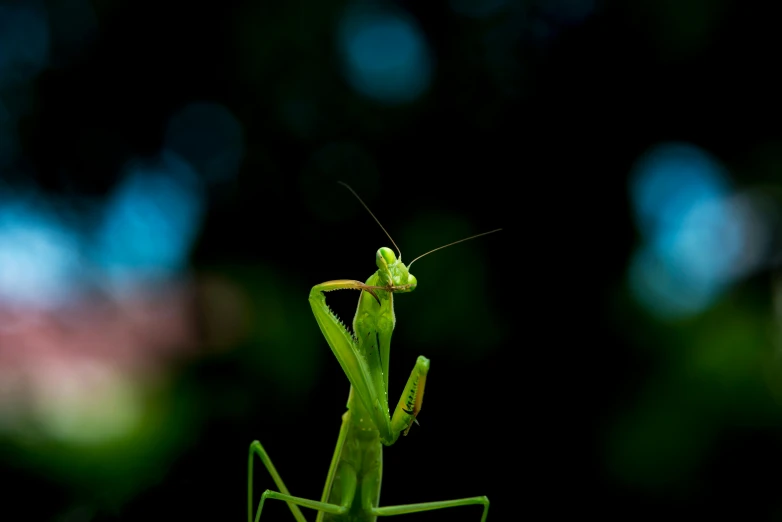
[248,182,499,521]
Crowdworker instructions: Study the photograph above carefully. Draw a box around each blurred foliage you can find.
[607,283,782,494]
[0,374,199,509]
[396,213,504,361]
[226,264,324,398]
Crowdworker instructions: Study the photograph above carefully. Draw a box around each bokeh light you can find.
[0,188,82,308]
[627,142,772,319]
[396,213,504,361]
[629,143,730,242]
[164,103,245,183]
[484,17,526,94]
[92,153,205,289]
[33,362,142,445]
[449,0,508,18]
[538,0,597,26]
[0,3,49,88]
[299,141,380,222]
[45,0,98,68]
[337,5,432,105]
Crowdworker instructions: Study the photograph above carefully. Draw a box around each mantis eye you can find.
[379,247,396,265]
[407,274,417,290]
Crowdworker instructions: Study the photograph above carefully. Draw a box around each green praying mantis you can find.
[248,182,500,521]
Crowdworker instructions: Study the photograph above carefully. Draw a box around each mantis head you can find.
[337,180,498,295]
[376,247,417,292]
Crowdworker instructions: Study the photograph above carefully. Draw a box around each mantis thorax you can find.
[375,247,417,292]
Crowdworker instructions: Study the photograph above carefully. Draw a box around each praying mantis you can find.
[248,182,500,521]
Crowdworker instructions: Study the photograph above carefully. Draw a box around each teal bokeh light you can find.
[164,103,245,183]
[93,153,205,286]
[0,3,49,88]
[0,189,81,307]
[630,142,730,242]
[539,0,596,25]
[627,142,750,319]
[449,0,507,18]
[337,5,432,105]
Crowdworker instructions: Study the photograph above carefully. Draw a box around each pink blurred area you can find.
[0,279,200,431]
[0,281,197,370]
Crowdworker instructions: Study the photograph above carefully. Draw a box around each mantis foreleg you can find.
[308,280,429,446]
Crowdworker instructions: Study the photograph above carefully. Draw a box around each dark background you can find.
[2,0,782,520]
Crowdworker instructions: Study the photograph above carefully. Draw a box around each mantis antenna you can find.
[338,181,403,260]
[407,228,502,269]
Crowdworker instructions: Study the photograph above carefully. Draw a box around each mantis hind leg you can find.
[248,440,309,522]
[254,490,348,522]
[249,439,358,522]
[361,465,489,521]
[371,496,490,521]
